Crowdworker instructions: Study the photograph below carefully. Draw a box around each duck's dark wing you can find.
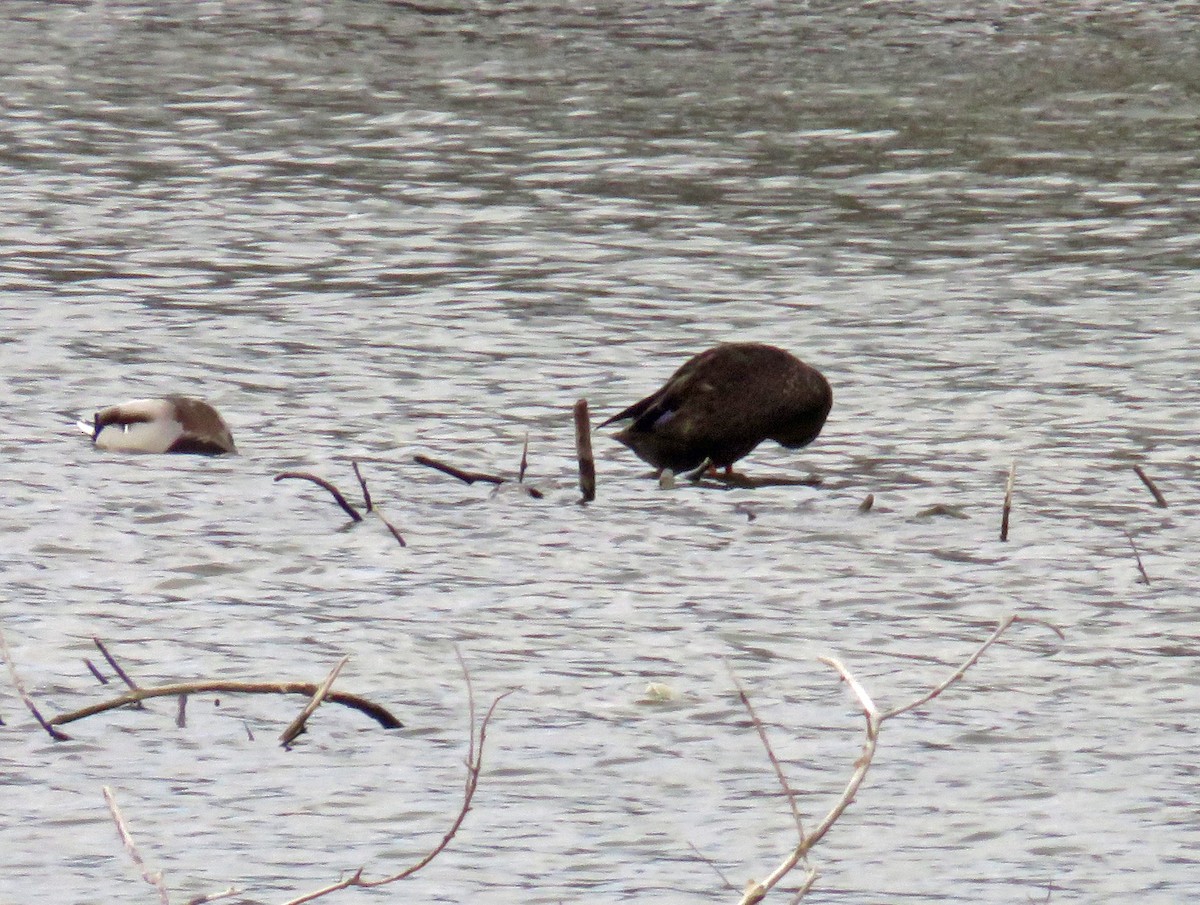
[598,351,709,430]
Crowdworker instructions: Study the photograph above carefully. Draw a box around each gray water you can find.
[1,1,1198,902]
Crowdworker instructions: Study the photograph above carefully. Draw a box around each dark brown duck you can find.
[600,343,831,474]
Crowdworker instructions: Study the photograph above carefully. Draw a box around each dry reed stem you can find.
[277,657,514,905]
[0,623,70,741]
[275,472,364,522]
[104,786,171,905]
[1000,460,1015,541]
[50,680,401,730]
[574,399,596,502]
[735,614,1061,905]
[1132,464,1167,508]
[519,434,529,484]
[280,655,350,747]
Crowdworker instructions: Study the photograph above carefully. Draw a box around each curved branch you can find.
[275,472,364,522]
[49,681,402,729]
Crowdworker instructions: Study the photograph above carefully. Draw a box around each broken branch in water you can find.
[413,454,505,486]
[279,655,350,748]
[574,399,596,502]
[0,623,70,741]
[276,655,514,904]
[1131,464,1167,508]
[275,472,364,522]
[1125,530,1151,585]
[413,453,544,499]
[1000,460,1016,541]
[104,786,171,905]
[277,465,406,545]
[734,614,1062,904]
[49,679,402,731]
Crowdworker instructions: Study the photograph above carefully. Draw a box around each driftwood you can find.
[732,614,1063,904]
[49,680,402,730]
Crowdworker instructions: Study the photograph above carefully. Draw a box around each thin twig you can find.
[413,454,505,486]
[85,658,109,684]
[274,472,363,522]
[351,461,373,512]
[50,680,402,730]
[728,665,807,840]
[94,636,140,691]
[519,434,529,484]
[1000,460,1016,541]
[574,400,596,502]
[0,623,70,741]
[1132,464,1168,508]
[277,663,515,904]
[280,655,350,748]
[687,840,738,892]
[104,786,171,905]
[1125,531,1151,585]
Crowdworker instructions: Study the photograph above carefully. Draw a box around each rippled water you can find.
[2,2,1199,903]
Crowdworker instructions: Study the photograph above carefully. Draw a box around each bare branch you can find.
[94,636,140,691]
[1125,531,1151,585]
[351,461,373,512]
[727,664,807,840]
[0,623,70,741]
[280,655,350,748]
[276,662,515,904]
[104,786,171,905]
[736,615,1062,904]
[881,615,1061,721]
[274,472,364,522]
[49,680,402,730]
[413,454,505,486]
[1132,464,1168,508]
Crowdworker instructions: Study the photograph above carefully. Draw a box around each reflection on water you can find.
[1,2,1198,903]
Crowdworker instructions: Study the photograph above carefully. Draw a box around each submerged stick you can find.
[1132,464,1168,508]
[280,655,350,748]
[50,680,402,730]
[574,400,596,502]
[1000,460,1016,542]
[413,454,505,486]
[1125,531,1151,585]
[275,472,364,522]
[0,623,70,741]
